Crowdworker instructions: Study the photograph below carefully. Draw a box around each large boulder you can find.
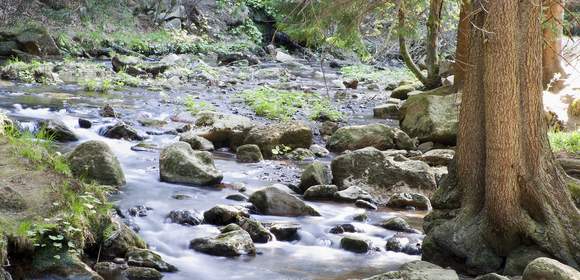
[400,92,458,145]
[249,186,320,217]
[179,132,214,151]
[237,217,272,243]
[243,122,312,158]
[66,140,126,186]
[189,228,256,257]
[364,261,459,280]
[327,124,415,153]
[39,119,78,142]
[13,26,60,56]
[236,144,263,163]
[303,185,339,201]
[194,111,254,149]
[340,236,370,253]
[387,192,432,210]
[100,219,147,259]
[203,205,249,225]
[331,148,437,203]
[298,162,333,192]
[159,142,223,186]
[101,122,145,141]
[522,257,580,280]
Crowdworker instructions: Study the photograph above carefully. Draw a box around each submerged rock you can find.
[249,186,320,217]
[329,224,356,234]
[243,122,312,158]
[99,104,117,118]
[375,217,420,234]
[340,236,370,253]
[299,162,333,192]
[126,247,177,272]
[189,228,256,257]
[159,142,223,186]
[355,199,377,210]
[66,140,126,186]
[78,118,92,129]
[400,92,458,145]
[269,223,301,241]
[101,122,145,141]
[39,119,78,142]
[327,124,415,153]
[167,210,202,226]
[203,205,249,226]
[236,144,263,163]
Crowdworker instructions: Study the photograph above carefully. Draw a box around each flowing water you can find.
[0,60,423,280]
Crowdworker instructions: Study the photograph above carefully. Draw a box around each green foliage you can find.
[240,86,342,121]
[2,58,45,83]
[548,131,580,153]
[340,64,417,85]
[185,97,215,114]
[80,78,114,93]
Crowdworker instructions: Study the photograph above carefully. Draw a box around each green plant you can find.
[185,97,215,114]
[240,86,342,121]
[548,131,580,153]
[340,64,417,85]
[271,145,292,156]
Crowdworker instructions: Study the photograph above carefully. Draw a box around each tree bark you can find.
[398,2,427,86]
[453,0,471,91]
[423,0,580,275]
[542,0,567,92]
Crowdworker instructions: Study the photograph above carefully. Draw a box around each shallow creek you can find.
[0,60,424,280]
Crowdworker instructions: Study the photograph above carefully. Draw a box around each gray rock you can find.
[243,122,312,158]
[355,199,377,210]
[299,162,333,192]
[78,118,92,129]
[101,122,145,141]
[334,186,373,203]
[303,185,339,201]
[412,149,455,166]
[286,148,315,161]
[504,247,551,276]
[121,267,163,280]
[331,148,437,204]
[14,26,60,56]
[225,194,248,201]
[385,235,406,252]
[195,112,255,149]
[522,257,580,280]
[387,193,432,210]
[126,247,177,272]
[390,84,418,100]
[400,92,458,145]
[475,274,510,280]
[94,262,123,280]
[327,124,415,153]
[249,186,320,217]
[66,140,125,186]
[99,104,117,118]
[237,217,271,243]
[310,144,330,157]
[189,229,256,257]
[39,119,78,142]
[159,142,223,186]
[269,223,301,241]
[329,224,356,234]
[373,104,400,119]
[203,205,249,225]
[376,217,420,234]
[236,144,263,163]
[340,236,370,253]
[167,210,202,226]
[179,132,214,151]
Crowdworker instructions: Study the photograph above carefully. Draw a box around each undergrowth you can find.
[240,86,342,121]
[548,131,580,154]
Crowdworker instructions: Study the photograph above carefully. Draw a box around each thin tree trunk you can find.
[453,0,471,91]
[398,2,427,86]
[424,0,443,89]
[542,0,567,91]
[423,0,580,275]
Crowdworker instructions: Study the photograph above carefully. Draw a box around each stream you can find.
[0,58,425,280]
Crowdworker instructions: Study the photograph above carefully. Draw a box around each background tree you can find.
[422,0,580,275]
[542,0,567,91]
[452,0,470,91]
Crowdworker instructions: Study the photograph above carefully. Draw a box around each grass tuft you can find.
[548,131,580,154]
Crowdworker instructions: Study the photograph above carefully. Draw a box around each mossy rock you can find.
[568,99,580,118]
[66,140,126,186]
[126,247,178,272]
[101,219,147,259]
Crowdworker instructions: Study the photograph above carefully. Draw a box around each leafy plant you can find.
[548,131,580,154]
[185,97,215,114]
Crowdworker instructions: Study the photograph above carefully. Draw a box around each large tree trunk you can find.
[542,0,567,91]
[422,0,580,275]
[453,0,470,91]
